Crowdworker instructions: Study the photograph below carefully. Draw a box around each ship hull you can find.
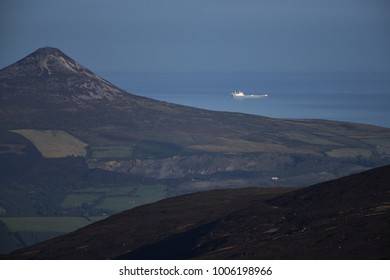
[232,94,268,99]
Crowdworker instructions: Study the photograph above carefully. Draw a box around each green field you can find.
[0,216,104,232]
[359,137,390,147]
[62,184,168,213]
[88,145,134,159]
[96,185,167,212]
[0,184,168,253]
[0,216,106,252]
[73,186,133,195]
[282,130,341,145]
[61,194,101,208]
[326,148,372,158]
[0,184,168,252]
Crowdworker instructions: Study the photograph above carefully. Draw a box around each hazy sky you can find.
[1,0,389,72]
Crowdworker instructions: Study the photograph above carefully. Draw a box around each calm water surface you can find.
[99,71,390,128]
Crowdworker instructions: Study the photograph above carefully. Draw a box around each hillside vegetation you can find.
[3,165,389,260]
[1,47,390,254]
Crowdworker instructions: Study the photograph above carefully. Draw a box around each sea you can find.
[98,71,390,128]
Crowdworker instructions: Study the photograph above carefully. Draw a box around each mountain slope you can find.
[3,165,389,260]
[0,47,166,129]
[0,47,279,132]
[1,47,390,253]
[1,47,389,185]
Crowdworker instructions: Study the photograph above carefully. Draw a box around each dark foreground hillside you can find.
[3,164,389,260]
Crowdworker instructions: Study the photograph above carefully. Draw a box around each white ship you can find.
[231,91,268,99]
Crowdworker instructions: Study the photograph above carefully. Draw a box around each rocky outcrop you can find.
[87,153,293,179]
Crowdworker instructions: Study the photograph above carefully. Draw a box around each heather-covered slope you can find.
[3,165,389,260]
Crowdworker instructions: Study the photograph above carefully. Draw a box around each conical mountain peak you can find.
[33,46,66,57]
[0,47,130,118]
[1,47,93,77]
[30,47,80,75]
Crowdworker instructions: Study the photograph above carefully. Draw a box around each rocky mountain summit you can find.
[0,47,125,101]
[0,47,140,128]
